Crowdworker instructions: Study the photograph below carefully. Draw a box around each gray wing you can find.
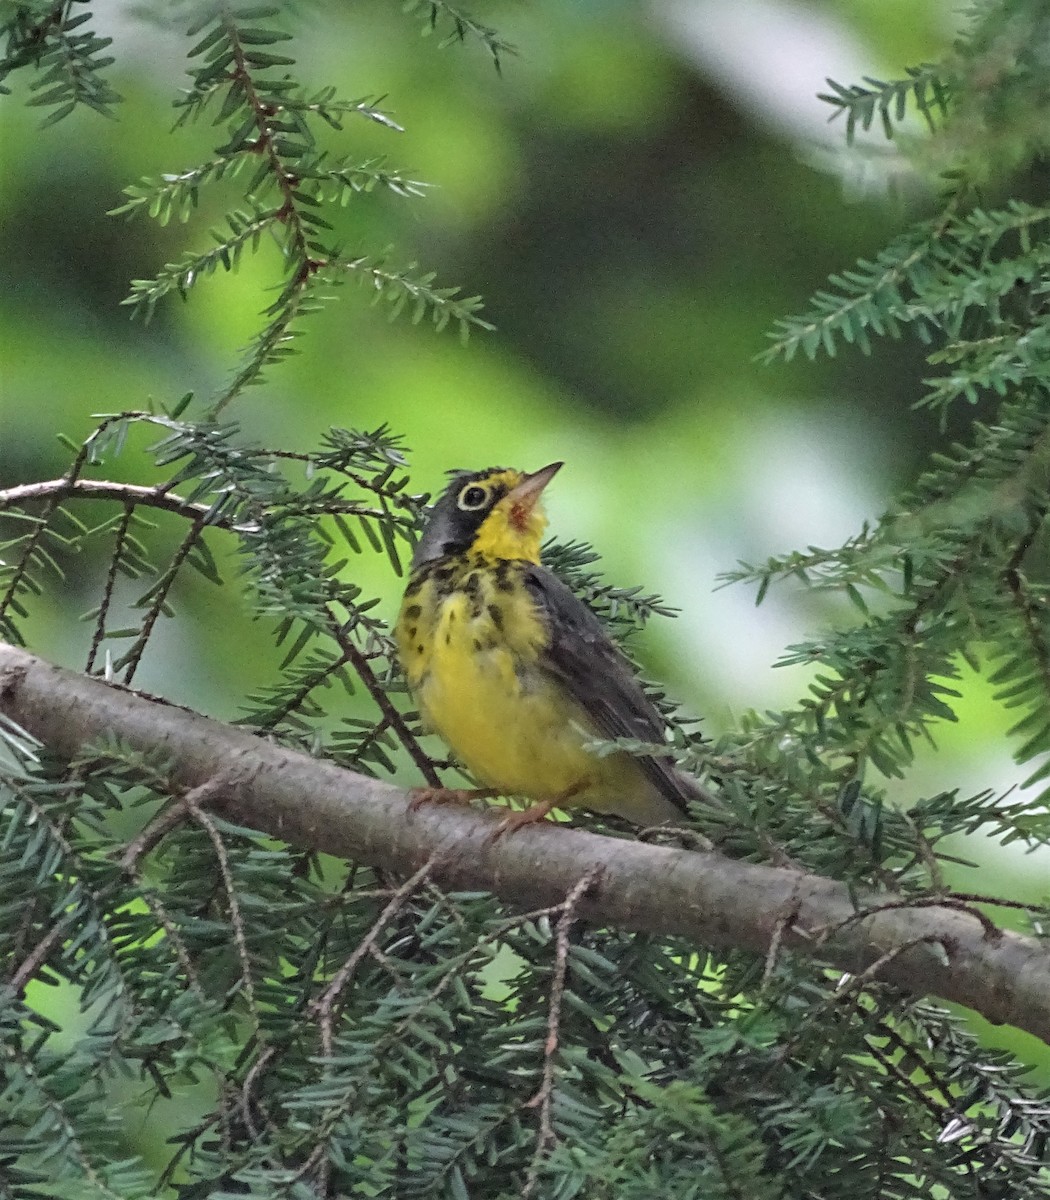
[522,565,696,814]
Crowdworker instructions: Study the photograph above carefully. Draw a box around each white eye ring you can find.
[458,484,490,510]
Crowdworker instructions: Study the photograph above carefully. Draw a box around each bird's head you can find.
[411,462,563,569]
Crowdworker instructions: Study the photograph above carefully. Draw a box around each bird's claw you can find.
[408,786,494,812]
[483,798,557,845]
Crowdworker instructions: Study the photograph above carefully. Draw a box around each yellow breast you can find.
[396,560,598,801]
[396,556,679,822]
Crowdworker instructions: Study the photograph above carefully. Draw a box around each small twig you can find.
[0,477,226,526]
[120,775,242,873]
[210,12,315,413]
[7,787,101,994]
[118,787,211,997]
[0,476,400,531]
[290,857,437,1189]
[941,891,1048,913]
[158,1110,225,1192]
[8,918,69,995]
[185,793,262,1035]
[1,1041,124,1200]
[834,935,950,1001]
[325,608,442,787]
[366,939,404,979]
[864,1025,951,1123]
[134,880,206,1000]
[311,856,437,1056]
[7,893,46,980]
[85,500,135,675]
[240,1044,277,1142]
[759,937,950,1090]
[815,896,1002,945]
[762,890,803,989]
[0,438,92,631]
[873,1010,957,1112]
[901,812,946,893]
[522,864,604,1200]
[121,794,192,873]
[254,647,355,732]
[117,782,216,998]
[120,518,205,685]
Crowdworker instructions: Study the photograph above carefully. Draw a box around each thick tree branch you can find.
[2,642,1049,1044]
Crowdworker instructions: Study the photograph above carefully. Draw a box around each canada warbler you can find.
[395,463,709,831]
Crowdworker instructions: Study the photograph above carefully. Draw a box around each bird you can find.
[394,462,712,834]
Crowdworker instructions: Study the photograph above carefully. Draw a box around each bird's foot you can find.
[408,786,497,812]
[484,797,557,844]
[483,781,587,844]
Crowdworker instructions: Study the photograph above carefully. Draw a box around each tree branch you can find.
[2,642,1049,1044]
[0,478,217,523]
[0,477,397,526]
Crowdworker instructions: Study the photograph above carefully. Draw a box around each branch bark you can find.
[2,642,1049,1044]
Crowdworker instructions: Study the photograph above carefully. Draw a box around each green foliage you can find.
[542,539,680,633]
[4,2,1050,1198]
[5,726,1050,1197]
[761,200,1050,401]
[398,0,516,69]
[747,2,1050,844]
[100,3,491,407]
[711,382,1050,878]
[767,2,1050,398]
[819,64,950,144]
[0,0,121,121]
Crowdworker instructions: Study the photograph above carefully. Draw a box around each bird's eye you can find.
[458,484,490,510]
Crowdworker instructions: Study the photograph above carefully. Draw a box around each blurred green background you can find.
[2,0,1046,1072]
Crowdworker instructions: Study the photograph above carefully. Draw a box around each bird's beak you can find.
[507,462,563,514]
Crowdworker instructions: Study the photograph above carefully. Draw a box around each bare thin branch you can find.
[523,865,603,1198]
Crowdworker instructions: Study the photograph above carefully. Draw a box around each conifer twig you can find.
[523,865,604,1198]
